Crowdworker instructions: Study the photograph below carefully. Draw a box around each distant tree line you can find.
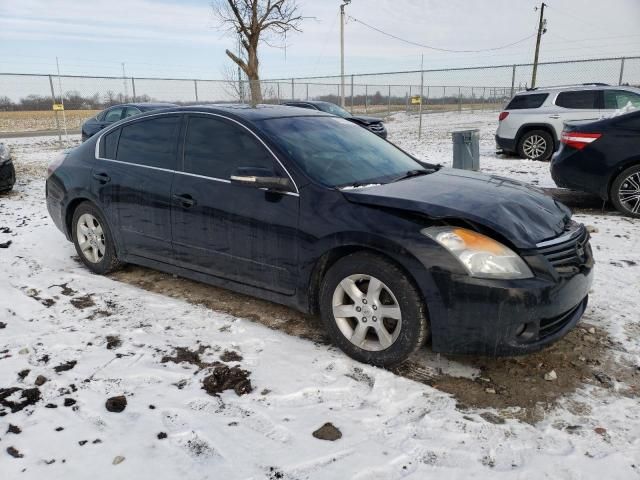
[0,91,154,111]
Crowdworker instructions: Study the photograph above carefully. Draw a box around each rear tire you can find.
[319,252,429,367]
[611,165,640,218]
[517,130,554,161]
[71,202,122,274]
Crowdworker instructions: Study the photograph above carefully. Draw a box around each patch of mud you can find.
[106,335,121,350]
[202,364,252,396]
[0,387,41,414]
[397,324,638,423]
[161,345,213,370]
[110,266,328,343]
[219,350,243,362]
[53,360,77,373]
[70,294,95,309]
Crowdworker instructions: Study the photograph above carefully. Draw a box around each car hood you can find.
[348,115,384,125]
[341,168,571,249]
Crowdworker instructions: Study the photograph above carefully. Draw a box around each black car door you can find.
[92,114,181,261]
[171,113,299,295]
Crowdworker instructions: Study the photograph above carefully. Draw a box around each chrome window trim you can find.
[94,110,299,196]
[536,224,584,249]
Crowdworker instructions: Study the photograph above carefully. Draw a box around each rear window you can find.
[506,93,548,110]
[116,115,180,170]
[555,90,599,109]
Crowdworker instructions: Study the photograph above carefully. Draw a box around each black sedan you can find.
[281,100,387,138]
[46,105,593,366]
[551,110,640,217]
[81,102,176,141]
[0,143,15,192]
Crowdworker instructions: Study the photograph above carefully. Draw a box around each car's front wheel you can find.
[517,130,554,161]
[71,202,122,274]
[611,165,640,218]
[319,252,429,367]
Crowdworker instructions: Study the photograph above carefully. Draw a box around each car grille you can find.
[536,223,590,272]
[367,123,385,133]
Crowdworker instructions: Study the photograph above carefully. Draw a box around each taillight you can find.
[498,111,509,121]
[561,131,602,150]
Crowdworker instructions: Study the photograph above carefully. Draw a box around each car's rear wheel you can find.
[517,130,553,161]
[71,202,122,274]
[611,165,640,218]
[319,252,428,367]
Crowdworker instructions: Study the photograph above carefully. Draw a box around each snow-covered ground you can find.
[1,112,639,479]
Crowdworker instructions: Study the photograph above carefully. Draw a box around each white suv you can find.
[496,84,640,160]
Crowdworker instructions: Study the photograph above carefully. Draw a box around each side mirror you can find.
[230,167,293,193]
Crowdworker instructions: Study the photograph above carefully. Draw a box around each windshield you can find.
[258,116,425,187]
[315,102,351,118]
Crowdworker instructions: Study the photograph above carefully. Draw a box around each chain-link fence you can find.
[0,56,638,134]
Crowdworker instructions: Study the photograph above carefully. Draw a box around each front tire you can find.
[517,130,553,161]
[611,165,640,218]
[71,202,122,274]
[319,252,429,367]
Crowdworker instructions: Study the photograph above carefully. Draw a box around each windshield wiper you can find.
[391,169,431,183]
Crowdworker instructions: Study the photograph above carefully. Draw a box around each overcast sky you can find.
[1,0,639,79]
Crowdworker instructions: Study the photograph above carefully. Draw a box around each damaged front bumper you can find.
[425,230,594,356]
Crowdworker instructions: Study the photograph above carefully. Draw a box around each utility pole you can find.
[122,63,129,102]
[340,0,351,107]
[531,2,547,88]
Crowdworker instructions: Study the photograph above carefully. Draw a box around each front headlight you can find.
[421,226,533,279]
[0,143,11,163]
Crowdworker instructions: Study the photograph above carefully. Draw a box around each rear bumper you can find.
[0,161,16,192]
[427,256,594,356]
[550,146,609,200]
[495,135,516,152]
[45,177,70,240]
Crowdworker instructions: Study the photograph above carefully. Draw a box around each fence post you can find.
[510,64,516,97]
[131,77,137,102]
[408,85,412,113]
[277,83,280,103]
[48,75,62,146]
[388,85,391,117]
[619,57,626,85]
[350,75,354,114]
[291,78,294,101]
[418,73,424,140]
[306,83,309,101]
[365,85,368,113]
[458,86,462,113]
[193,80,199,102]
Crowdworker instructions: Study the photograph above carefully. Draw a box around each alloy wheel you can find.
[76,213,105,264]
[522,134,547,159]
[618,171,640,214]
[331,274,402,351]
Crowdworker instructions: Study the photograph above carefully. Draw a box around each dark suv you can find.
[282,100,387,138]
[46,105,593,366]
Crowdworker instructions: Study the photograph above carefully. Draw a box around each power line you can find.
[347,15,537,53]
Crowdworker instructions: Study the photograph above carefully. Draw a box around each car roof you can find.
[516,85,640,95]
[132,104,334,121]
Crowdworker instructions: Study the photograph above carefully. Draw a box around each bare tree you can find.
[213,0,302,104]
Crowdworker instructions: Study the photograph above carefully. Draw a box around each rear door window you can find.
[603,90,640,109]
[555,90,599,109]
[505,93,548,109]
[182,115,275,179]
[116,115,181,170]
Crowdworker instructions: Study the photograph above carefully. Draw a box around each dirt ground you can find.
[0,110,98,133]
[110,261,639,424]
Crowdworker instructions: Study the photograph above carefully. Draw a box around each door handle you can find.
[173,193,196,208]
[549,115,560,119]
[92,172,111,184]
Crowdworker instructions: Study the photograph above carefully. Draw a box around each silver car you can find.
[496,84,640,160]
